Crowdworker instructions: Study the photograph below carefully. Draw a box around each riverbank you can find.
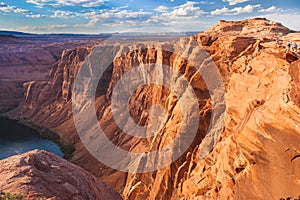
[0,116,75,159]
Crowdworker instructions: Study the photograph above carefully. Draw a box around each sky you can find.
[0,0,299,33]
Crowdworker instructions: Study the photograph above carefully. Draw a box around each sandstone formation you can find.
[0,150,122,200]
[7,39,215,196]
[205,18,291,38]
[4,18,300,199]
[0,34,106,113]
[178,18,300,199]
[289,59,300,106]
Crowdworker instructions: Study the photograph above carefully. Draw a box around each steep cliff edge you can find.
[178,18,300,199]
[0,150,122,200]
[5,18,300,199]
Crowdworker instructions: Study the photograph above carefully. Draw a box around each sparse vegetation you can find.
[0,192,23,200]
[0,191,47,200]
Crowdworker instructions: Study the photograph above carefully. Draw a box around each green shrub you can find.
[0,192,23,200]
[0,192,47,200]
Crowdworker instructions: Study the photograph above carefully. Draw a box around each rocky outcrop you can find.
[205,18,291,38]
[0,150,122,200]
[177,19,300,199]
[178,52,300,199]
[5,18,300,199]
[289,59,300,107]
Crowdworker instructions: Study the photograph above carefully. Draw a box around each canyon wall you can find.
[0,35,105,113]
[5,18,300,199]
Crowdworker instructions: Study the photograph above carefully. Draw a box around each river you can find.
[0,117,64,159]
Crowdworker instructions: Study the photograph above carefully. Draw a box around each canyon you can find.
[0,33,107,113]
[2,18,300,199]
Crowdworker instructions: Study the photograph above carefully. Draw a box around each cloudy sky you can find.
[0,0,299,33]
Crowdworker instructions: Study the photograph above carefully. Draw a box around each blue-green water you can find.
[0,117,64,159]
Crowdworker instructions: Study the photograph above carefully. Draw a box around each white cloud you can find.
[75,11,98,19]
[144,1,209,30]
[0,3,15,13]
[258,6,281,13]
[26,13,44,18]
[200,1,215,5]
[222,0,249,6]
[70,8,152,28]
[52,10,75,18]
[154,6,169,13]
[0,2,43,18]
[257,13,300,31]
[14,8,30,14]
[57,0,104,7]
[26,0,50,7]
[161,1,206,19]
[211,4,261,15]
[26,0,104,7]
[113,10,152,18]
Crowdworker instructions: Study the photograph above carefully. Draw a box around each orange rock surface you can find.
[0,150,122,200]
[4,18,300,199]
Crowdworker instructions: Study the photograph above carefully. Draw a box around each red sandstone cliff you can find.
[4,18,300,199]
[0,150,122,200]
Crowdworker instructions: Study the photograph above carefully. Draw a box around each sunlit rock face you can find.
[0,150,122,200]
[6,18,300,199]
[8,39,217,199]
[178,18,300,199]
